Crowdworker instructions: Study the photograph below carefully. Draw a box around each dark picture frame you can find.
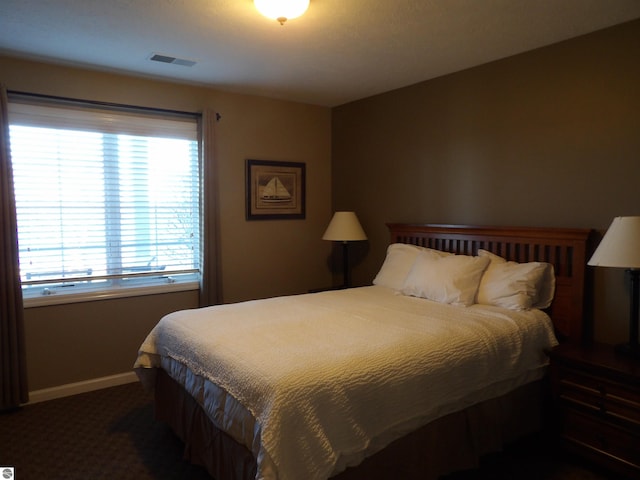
[246,159,306,220]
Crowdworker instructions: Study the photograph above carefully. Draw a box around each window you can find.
[8,96,201,305]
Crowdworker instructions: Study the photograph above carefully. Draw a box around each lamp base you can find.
[614,342,640,360]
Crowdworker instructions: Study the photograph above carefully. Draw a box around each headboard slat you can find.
[387,223,593,343]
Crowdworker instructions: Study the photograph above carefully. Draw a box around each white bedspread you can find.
[134,285,558,480]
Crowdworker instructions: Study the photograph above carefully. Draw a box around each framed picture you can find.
[246,159,306,220]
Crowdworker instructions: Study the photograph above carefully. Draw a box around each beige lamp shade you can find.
[322,212,367,242]
[588,216,640,269]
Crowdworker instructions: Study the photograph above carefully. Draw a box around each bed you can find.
[134,223,593,480]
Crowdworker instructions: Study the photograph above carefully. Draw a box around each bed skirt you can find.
[153,368,547,480]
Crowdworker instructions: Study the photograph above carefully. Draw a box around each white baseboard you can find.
[27,371,139,405]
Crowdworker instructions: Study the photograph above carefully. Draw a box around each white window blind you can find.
[8,97,201,303]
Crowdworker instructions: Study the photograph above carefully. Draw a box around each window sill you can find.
[22,281,199,308]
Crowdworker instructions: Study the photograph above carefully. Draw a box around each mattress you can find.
[134,285,558,480]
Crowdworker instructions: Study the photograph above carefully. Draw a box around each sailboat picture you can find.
[246,159,306,220]
[260,176,292,203]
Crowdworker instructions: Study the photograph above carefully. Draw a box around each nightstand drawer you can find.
[557,368,640,427]
[562,409,640,471]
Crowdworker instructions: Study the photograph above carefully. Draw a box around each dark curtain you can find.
[199,109,221,307]
[0,85,29,410]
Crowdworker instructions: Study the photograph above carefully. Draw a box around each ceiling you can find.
[1,0,640,107]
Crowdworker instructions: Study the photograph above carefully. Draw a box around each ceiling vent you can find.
[149,53,196,67]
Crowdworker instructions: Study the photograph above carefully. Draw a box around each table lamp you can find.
[322,211,367,288]
[588,216,640,358]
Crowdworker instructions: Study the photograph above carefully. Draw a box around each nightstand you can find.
[549,342,640,478]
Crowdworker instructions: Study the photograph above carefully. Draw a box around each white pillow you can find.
[401,251,490,306]
[373,243,449,290]
[476,250,554,310]
[533,262,556,309]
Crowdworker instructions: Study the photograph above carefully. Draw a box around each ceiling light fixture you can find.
[254,0,310,25]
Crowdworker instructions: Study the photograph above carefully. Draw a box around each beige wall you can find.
[332,19,640,345]
[1,56,333,390]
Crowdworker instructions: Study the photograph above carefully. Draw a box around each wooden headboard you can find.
[387,223,594,343]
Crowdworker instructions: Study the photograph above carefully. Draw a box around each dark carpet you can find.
[0,382,622,480]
